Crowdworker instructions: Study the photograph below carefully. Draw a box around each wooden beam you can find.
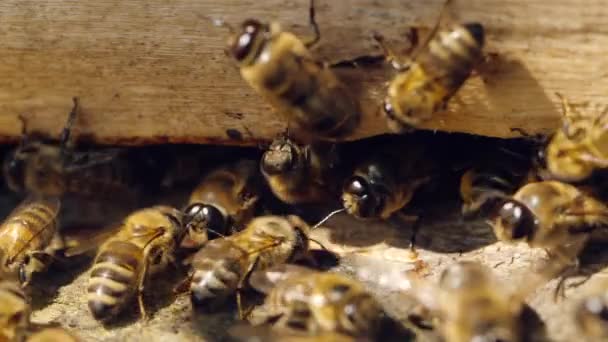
[0,0,605,145]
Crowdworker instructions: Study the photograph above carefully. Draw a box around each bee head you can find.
[182,203,227,247]
[463,22,485,47]
[493,199,538,242]
[260,139,301,175]
[342,176,385,219]
[229,19,267,66]
[576,295,608,338]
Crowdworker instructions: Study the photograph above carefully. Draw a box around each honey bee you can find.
[26,327,80,342]
[342,140,433,220]
[460,149,537,218]
[378,3,485,131]
[402,261,542,342]
[248,264,383,338]
[188,215,311,313]
[544,93,608,182]
[86,206,184,322]
[0,197,62,286]
[182,160,261,248]
[261,137,340,204]
[3,97,137,201]
[0,278,30,341]
[226,0,360,140]
[491,181,608,268]
[575,292,608,339]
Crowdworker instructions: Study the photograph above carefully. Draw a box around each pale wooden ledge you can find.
[0,0,606,145]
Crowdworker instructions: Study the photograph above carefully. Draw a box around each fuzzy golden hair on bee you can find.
[224,0,361,140]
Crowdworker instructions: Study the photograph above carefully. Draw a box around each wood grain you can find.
[0,0,606,145]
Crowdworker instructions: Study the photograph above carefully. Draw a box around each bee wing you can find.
[62,224,122,257]
[249,264,316,293]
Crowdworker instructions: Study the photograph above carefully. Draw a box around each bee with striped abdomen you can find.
[544,93,608,182]
[226,0,360,140]
[86,206,183,322]
[248,264,383,338]
[0,197,62,286]
[182,160,261,248]
[400,261,541,342]
[378,2,485,131]
[261,137,340,204]
[188,215,311,313]
[3,97,138,201]
[0,278,30,341]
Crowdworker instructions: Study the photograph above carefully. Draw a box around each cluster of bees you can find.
[2,0,608,341]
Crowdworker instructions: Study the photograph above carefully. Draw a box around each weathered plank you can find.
[0,0,606,145]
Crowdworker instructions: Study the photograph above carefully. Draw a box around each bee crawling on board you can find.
[244,264,383,338]
[3,97,138,202]
[0,197,64,286]
[84,206,184,322]
[491,180,608,297]
[544,93,608,182]
[376,0,485,131]
[187,215,316,316]
[378,261,553,342]
[261,136,341,205]
[223,0,361,141]
[181,159,262,249]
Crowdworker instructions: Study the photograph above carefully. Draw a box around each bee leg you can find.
[303,0,321,49]
[394,212,420,258]
[19,251,54,286]
[173,272,193,295]
[59,97,79,156]
[578,153,608,168]
[136,260,151,321]
[371,32,413,72]
[236,256,261,320]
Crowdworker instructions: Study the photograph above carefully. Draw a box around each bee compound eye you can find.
[498,200,535,240]
[231,19,263,61]
[199,205,227,236]
[344,176,369,197]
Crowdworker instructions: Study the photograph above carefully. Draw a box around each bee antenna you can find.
[16,114,29,148]
[312,208,345,230]
[308,237,328,251]
[206,227,228,239]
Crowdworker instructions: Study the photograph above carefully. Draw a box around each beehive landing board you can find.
[1,0,608,145]
[25,201,608,342]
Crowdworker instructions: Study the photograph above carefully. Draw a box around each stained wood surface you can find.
[0,0,606,145]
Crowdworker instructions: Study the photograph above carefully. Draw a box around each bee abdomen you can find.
[7,204,58,243]
[426,23,484,88]
[87,241,141,321]
[190,260,242,311]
